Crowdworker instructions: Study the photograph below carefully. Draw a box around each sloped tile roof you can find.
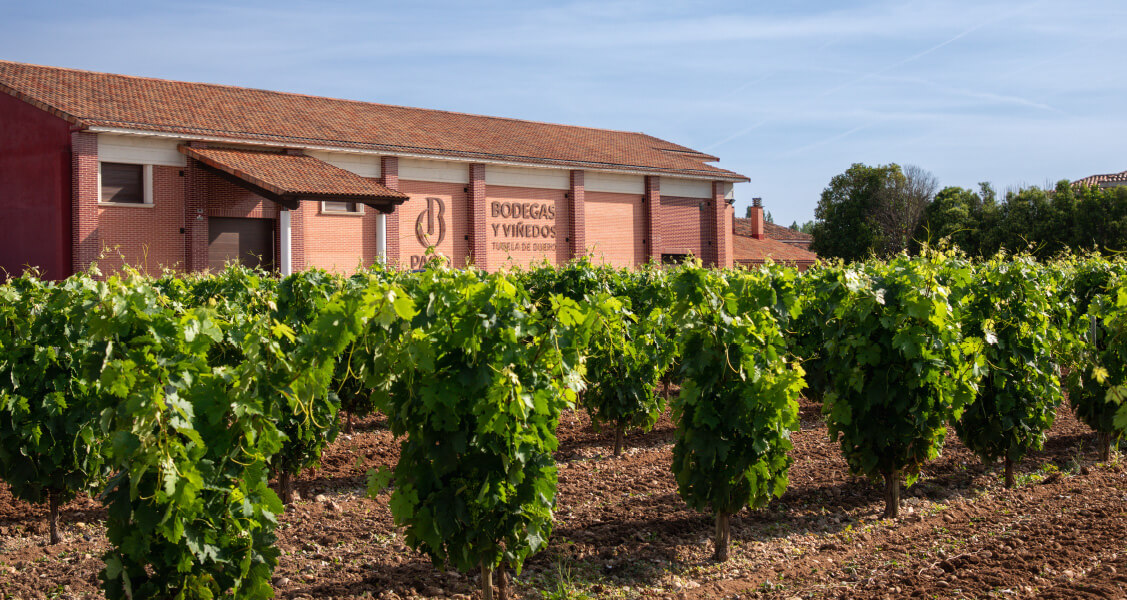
[181,146,407,202]
[0,60,748,181]
[764,221,813,241]
[1073,171,1127,188]
[733,217,813,242]
[732,231,818,265]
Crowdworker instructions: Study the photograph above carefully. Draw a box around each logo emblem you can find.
[415,197,446,248]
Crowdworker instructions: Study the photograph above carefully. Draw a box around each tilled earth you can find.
[1,400,1125,600]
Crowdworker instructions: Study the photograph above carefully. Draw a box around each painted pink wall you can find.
[0,92,72,280]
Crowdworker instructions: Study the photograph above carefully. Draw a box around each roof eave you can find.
[95,125,750,182]
[0,81,87,128]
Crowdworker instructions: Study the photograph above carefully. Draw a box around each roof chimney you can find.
[750,198,765,240]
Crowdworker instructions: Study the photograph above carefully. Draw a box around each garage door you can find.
[208,217,275,272]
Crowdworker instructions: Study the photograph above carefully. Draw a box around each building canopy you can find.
[179,146,408,211]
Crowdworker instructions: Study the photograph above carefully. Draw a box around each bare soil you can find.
[2,401,1125,600]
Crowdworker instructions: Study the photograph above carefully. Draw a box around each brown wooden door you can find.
[208,217,275,271]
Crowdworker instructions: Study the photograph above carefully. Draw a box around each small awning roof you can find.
[180,146,408,211]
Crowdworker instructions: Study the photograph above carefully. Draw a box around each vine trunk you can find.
[48,490,61,545]
[481,563,493,600]
[713,511,731,562]
[883,470,900,519]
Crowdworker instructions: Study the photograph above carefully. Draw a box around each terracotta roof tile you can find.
[763,221,813,241]
[180,146,407,202]
[732,232,818,265]
[0,61,747,181]
[732,217,813,242]
[1073,171,1127,188]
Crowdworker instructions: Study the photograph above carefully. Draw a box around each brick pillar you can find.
[71,131,99,274]
[291,202,306,271]
[380,157,400,267]
[469,163,488,271]
[712,182,732,269]
[643,175,662,264]
[184,153,209,272]
[568,170,586,259]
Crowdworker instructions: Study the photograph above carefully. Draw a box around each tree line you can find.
[807,163,1127,261]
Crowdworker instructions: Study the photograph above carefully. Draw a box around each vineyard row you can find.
[1,252,1126,600]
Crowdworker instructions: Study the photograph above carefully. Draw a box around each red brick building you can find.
[732,200,818,270]
[0,61,750,279]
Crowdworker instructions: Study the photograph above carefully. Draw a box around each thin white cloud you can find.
[779,122,879,158]
[705,0,1046,151]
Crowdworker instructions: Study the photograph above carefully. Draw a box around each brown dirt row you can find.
[0,401,1123,600]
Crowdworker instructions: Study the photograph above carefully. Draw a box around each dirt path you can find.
[1,402,1124,600]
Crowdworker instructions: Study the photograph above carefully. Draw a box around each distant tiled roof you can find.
[732,234,818,265]
[181,146,407,203]
[733,217,813,242]
[1073,171,1127,188]
[0,60,747,181]
[764,221,813,241]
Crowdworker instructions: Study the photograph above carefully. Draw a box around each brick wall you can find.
[584,191,645,268]
[68,145,732,276]
[71,132,99,274]
[469,164,488,270]
[643,175,661,263]
[0,91,72,280]
[397,180,472,269]
[485,184,568,270]
[381,157,400,267]
[205,175,280,219]
[97,165,185,274]
[568,170,585,259]
[711,182,732,268]
[303,203,381,273]
[184,157,208,272]
[722,197,733,269]
[290,203,306,272]
[659,196,709,260]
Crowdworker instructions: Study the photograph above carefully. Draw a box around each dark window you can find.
[101,163,144,204]
[662,253,689,265]
[323,201,361,213]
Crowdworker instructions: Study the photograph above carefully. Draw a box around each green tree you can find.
[790,220,816,235]
[1074,184,1127,253]
[914,185,988,254]
[810,163,901,261]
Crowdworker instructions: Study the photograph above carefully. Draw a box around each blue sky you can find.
[3,0,1125,226]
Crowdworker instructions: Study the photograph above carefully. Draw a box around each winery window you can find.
[322,201,363,214]
[662,253,690,265]
[100,162,153,205]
